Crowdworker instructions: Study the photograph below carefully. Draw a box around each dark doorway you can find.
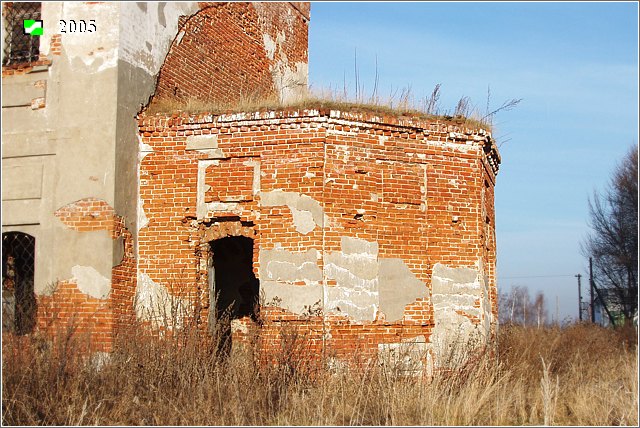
[2,232,36,335]
[208,236,260,355]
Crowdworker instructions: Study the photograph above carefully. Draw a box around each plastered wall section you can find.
[136,109,499,368]
[1,1,197,349]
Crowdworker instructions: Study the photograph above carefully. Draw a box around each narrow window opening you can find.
[2,232,36,335]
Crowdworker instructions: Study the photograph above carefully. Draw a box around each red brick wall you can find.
[205,158,255,203]
[37,198,136,351]
[36,279,114,352]
[151,2,309,106]
[136,109,499,367]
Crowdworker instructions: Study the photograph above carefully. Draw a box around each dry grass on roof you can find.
[143,88,515,132]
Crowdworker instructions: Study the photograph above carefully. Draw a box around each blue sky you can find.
[308,1,639,322]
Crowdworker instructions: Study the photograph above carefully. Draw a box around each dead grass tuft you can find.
[143,85,514,132]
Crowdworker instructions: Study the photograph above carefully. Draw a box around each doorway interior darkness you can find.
[208,236,260,324]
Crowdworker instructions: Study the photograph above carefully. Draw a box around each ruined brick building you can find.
[2,2,499,370]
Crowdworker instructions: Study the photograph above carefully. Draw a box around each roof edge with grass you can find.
[140,97,493,134]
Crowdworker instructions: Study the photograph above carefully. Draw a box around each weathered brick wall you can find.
[151,2,309,106]
[136,109,499,369]
[35,198,136,352]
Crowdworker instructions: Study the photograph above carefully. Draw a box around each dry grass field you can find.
[2,321,637,426]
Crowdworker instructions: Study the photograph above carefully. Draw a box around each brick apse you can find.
[135,109,499,370]
[2,2,499,371]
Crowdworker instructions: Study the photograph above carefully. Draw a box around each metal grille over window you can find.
[2,232,36,335]
[2,2,42,66]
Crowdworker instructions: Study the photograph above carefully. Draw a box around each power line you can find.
[498,274,576,279]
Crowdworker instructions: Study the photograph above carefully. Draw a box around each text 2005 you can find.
[59,20,96,33]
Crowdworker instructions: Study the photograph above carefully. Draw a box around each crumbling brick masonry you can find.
[2,1,499,370]
[136,109,499,370]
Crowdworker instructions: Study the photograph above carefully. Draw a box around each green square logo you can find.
[23,19,43,36]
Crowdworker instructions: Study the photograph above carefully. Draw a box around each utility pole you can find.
[589,257,595,323]
[575,273,583,321]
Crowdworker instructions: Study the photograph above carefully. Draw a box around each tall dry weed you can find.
[2,321,637,425]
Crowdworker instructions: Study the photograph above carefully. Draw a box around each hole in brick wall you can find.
[208,236,259,356]
[2,232,36,335]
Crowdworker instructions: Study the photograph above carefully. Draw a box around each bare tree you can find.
[582,146,638,325]
[499,285,548,327]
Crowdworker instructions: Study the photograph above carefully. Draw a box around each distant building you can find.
[592,288,626,327]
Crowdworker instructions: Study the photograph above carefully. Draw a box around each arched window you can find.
[2,232,36,334]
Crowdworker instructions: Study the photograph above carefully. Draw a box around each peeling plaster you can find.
[262,33,277,60]
[119,2,198,75]
[378,335,429,375]
[261,280,323,315]
[137,198,149,229]
[289,206,316,234]
[186,134,225,159]
[378,259,429,321]
[136,273,187,328]
[61,2,119,74]
[138,134,154,157]
[259,20,307,103]
[259,248,322,283]
[429,263,489,367]
[318,237,431,323]
[137,134,152,230]
[260,190,327,229]
[274,60,308,103]
[324,237,379,321]
[72,265,111,299]
[197,160,218,218]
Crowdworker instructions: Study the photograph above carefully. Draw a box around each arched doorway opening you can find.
[2,232,36,335]
[208,236,259,356]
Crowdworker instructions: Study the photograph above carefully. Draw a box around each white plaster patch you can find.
[118,2,198,75]
[197,159,219,219]
[62,2,119,74]
[429,263,488,368]
[262,33,277,60]
[231,319,249,334]
[324,285,377,321]
[261,280,323,315]
[324,237,380,321]
[72,265,111,299]
[90,351,111,371]
[138,134,154,159]
[260,190,325,228]
[136,273,187,328]
[289,206,316,234]
[137,197,149,229]
[273,60,308,103]
[176,30,185,45]
[260,248,322,283]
